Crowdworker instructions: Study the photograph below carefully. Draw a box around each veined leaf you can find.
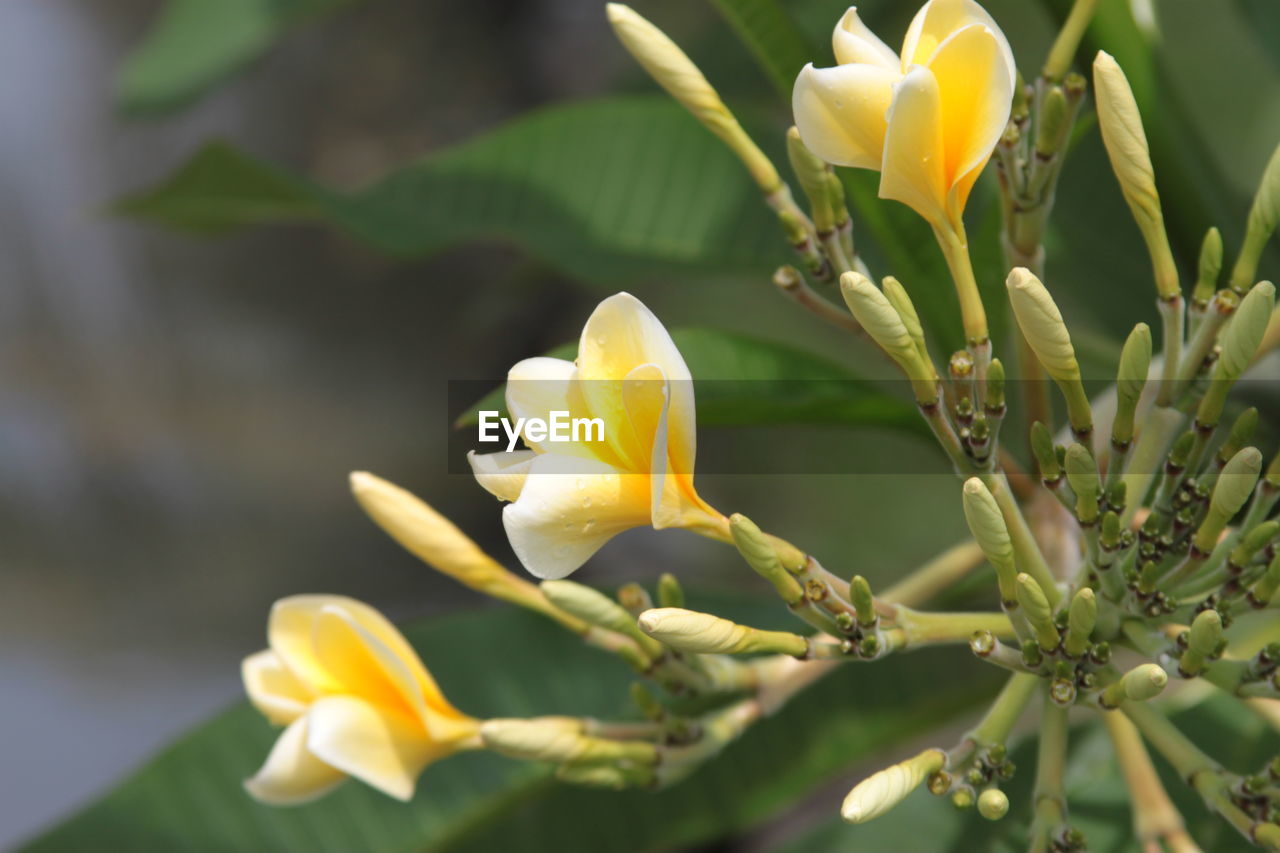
[22,592,997,852]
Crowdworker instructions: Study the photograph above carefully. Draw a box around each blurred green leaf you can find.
[454,326,927,439]
[22,592,996,852]
[708,0,813,99]
[118,96,790,280]
[117,0,356,115]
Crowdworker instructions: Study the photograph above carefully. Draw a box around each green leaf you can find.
[117,96,789,281]
[22,592,998,852]
[708,0,814,99]
[117,0,357,115]
[453,326,927,439]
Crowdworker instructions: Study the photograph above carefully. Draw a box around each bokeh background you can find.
[4,0,1280,848]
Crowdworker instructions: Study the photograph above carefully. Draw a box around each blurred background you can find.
[3,0,1279,848]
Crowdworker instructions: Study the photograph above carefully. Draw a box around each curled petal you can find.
[505,357,599,461]
[879,66,947,227]
[901,0,1015,85]
[244,716,345,806]
[468,449,536,502]
[502,453,651,579]
[305,696,445,803]
[792,63,897,171]
[833,7,900,69]
[243,649,311,726]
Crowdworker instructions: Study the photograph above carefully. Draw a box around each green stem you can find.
[1042,0,1101,81]
[890,607,1015,645]
[1122,405,1186,525]
[1156,295,1186,408]
[983,471,1063,605]
[935,221,990,350]
[967,672,1040,747]
[1031,695,1070,851]
[881,541,985,607]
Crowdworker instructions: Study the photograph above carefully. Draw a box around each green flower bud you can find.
[1031,422,1061,482]
[1230,521,1279,568]
[542,579,662,655]
[616,582,653,616]
[1250,554,1280,607]
[1113,323,1151,445]
[1035,86,1069,158]
[1195,448,1263,552]
[786,126,835,232]
[849,575,877,626]
[1100,663,1167,707]
[1194,227,1223,305]
[729,513,804,604]
[1093,51,1179,300]
[1217,282,1275,381]
[1101,511,1122,548]
[1064,444,1100,524]
[986,358,1006,412]
[962,478,1018,604]
[1230,140,1280,292]
[657,572,684,609]
[977,788,1009,821]
[637,607,809,657]
[882,276,933,371]
[1217,408,1259,466]
[1007,268,1092,435]
[482,717,657,765]
[1016,573,1060,650]
[841,272,937,404]
[1179,609,1225,676]
[1064,588,1097,658]
[842,748,946,824]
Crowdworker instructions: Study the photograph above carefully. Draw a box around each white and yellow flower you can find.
[468,292,725,579]
[242,595,478,805]
[793,0,1016,231]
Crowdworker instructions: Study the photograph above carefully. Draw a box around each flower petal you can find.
[244,715,346,806]
[901,0,1014,85]
[305,696,442,803]
[792,62,898,171]
[501,452,651,579]
[879,66,947,226]
[927,24,1012,207]
[833,7,900,69]
[243,649,311,726]
[468,449,536,502]
[576,293,696,475]
[504,357,600,461]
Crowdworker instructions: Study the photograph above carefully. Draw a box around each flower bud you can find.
[1194,448,1263,552]
[1093,51,1179,299]
[1100,663,1167,707]
[881,276,932,368]
[962,478,1018,604]
[977,788,1009,821]
[729,513,805,604]
[840,272,937,404]
[1230,140,1280,293]
[1194,227,1223,306]
[1250,554,1280,607]
[1034,86,1069,158]
[1113,323,1151,445]
[1030,422,1061,482]
[636,607,809,657]
[841,748,946,824]
[606,4,780,194]
[1016,573,1060,650]
[1220,282,1275,382]
[541,580,662,656]
[848,575,877,626]
[1217,408,1259,467]
[1006,268,1092,435]
[985,358,1006,412]
[657,572,684,609]
[786,127,835,233]
[1065,444,1101,524]
[1179,610,1225,676]
[1231,521,1279,569]
[481,718,657,765]
[1064,588,1097,658]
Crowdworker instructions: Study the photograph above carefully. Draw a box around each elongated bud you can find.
[1194,448,1263,552]
[637,607,809,657]
[481,718,657,765]
[1093,51,1179,299]
[1064,588,1097,657]
[962,478,1018,603]
[350,472,582,628]
[986,358,1006,412]
[849,575,877,626]
[978,788,1009,821]
[1064,444,1100,524]
[1031,422,1062,482]
[786,127,835,233]
[1231,521,1279,569]
[1218,408,1259,466]
[1250,554,1280,607]
[1218,281,1275,381]
[1035,86,1069,158]
[1113,323,1151,445]
[1016,573,1060,650]
[1194,227,1223,305]
[1007,268,1092,435]
[657,572,684,609]
[881,276,933,370]
[541,580,662,655]
[1100,663,1168,707]
[1230,140,1280,293]
[555,763,636,789]
[729,513,805,604]
[841,272,937,403]
[842,748,946,823]
[606,4,779,194]
[1179,609,1225,676]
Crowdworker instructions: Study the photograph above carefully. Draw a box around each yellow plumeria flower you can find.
[792,0,1016,231]
[242,595,478,804]
[469,292,726,579]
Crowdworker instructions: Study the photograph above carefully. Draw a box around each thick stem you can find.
[1031,695,1070,851]
[983,471,1063,605]
[881,541,985,606]
[935,222,990,350]
[1156,295,1186,408]
[1105,711,1193,850]
[889,607,1015,645]
[967,672,1040,747]
[1043,0,1101,81]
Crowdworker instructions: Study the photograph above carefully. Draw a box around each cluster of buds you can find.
[237,1,1280,850]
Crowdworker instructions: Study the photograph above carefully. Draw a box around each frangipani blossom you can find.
[242,595,478,804]
[793,0,1016,230]
[469,292,725,580]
